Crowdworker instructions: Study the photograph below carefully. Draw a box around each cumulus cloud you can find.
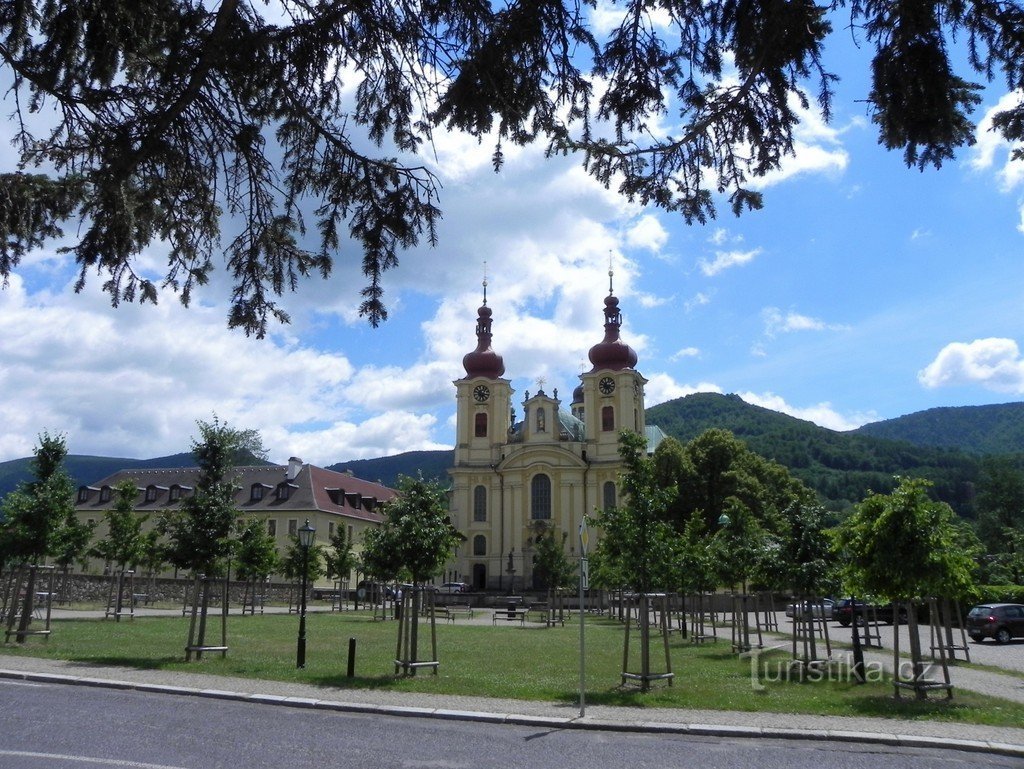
[669,347,700,361]
[761,307,849,338]
[698,248,760,276]
[918,338,1024,394]
[643,375,722,407]
[738,391,878,432]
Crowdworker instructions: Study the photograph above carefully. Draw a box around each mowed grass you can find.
[3,611,1024,728]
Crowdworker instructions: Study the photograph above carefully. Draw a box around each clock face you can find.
[473,384,490,402]
[598,377,615,395]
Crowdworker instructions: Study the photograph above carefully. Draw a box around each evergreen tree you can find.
[3,2,1021,333]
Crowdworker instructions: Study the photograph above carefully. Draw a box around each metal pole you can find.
[579,561,586,717]
[297,546,309,669]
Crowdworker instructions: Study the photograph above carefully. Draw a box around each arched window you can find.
[473,485,487,522]
[601,405,615,431]
[603,481,616,510]
[473,534,487,556]
[474,412,488,437]
[531,474,551,520]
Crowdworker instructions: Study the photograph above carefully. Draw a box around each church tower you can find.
[448,270,652,592]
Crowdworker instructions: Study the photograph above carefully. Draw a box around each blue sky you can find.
[1,6,1023,466]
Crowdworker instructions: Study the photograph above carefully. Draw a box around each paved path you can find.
[5,606,1024,757]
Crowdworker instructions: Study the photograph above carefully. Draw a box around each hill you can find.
[327,450,453,488]
[850,402,1024,454]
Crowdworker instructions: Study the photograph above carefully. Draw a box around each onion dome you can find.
[588,294,638,371]
[462,289,505,379]
[571,383,584,404]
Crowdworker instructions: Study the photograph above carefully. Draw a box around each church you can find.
[448,275,664,591]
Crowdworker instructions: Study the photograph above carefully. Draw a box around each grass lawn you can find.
[3,611,1023,728]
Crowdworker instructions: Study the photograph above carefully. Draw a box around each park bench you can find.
[492,608,528,626]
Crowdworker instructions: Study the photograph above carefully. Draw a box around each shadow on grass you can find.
[61,655,183,670]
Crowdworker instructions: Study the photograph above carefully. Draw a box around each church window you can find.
[531,474,551,520]
[473,485,487,522]
[601,405,615,431]
[603,481,616,510]
[475,412,488,437]
[473,534,487,556]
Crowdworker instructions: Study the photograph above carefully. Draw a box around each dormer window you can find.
[251,484,264,502]
[145,485,158,503]
[99,486,111,503]
[77,487,90,504]
[276,483,291,501]
[169,485,181,503]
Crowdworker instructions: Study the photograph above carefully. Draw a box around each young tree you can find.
[0,432,76,640]
[3,2,1021,334]
[838,477,979,698]
[51,507,95,599]
[324,524,357,586]
[282,535,325,585]
[91,480,147,571]
[158,417,251,656]
[531,526,576,592]
[234,518,280,588]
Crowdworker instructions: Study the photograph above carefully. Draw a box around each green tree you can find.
[91,479,147,571]
[282,533,325,584]
[3,2,1021,334]
[975,457,1024,583]
[0,432,76,640]
[159,418,245,576]
[362,476,462,586]
[531,525,576,591]
[837,477,979,698]
[324,524,357,585]
[234,518,280,584]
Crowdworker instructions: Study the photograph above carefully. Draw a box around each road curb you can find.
[3,668,1023,759]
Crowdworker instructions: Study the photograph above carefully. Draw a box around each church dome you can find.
[463,303,505,379]
[588,295,638,371]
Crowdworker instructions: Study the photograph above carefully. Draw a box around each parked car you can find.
[785,598,835,620]
[834,598,909,626]
[966,603,1024,643]
[355,580,395,601]
[435,581,469,594]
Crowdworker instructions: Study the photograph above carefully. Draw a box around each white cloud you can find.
[625,215,669,252]
[643,375,722,407]
[738,391,878,432]
[669,347,700,361]
[918,338,1024,394]
[761,307,849,338]
[970,91,1024,191]
[698,248,760,276]
[684,291,712,312]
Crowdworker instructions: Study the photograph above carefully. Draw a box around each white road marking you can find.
[0,750,190,769]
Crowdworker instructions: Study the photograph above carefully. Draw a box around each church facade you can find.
[448,278,659,591]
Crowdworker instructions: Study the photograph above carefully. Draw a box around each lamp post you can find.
[296,519,315,669]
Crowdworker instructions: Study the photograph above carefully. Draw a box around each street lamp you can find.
[296,519,316,669]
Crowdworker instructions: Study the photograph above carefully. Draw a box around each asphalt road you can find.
[1,680,1020,769]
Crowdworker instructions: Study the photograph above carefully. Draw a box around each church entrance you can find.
[472,563,487,591]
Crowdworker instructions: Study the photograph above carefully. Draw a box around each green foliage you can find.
[530,525,576,591]
[91,479,147,569]
[776,501,835,597]
[3,3,1022,332]
[0,432,77,564]
[51,506,94,571]
[853,403,1024,455]
[837,477,979,601]
[674,511,717,594]
[281,533,325,583]
[234,518,280,582]
[158,417,247,575]
[361,475,462,584]
[324,524,357,583]
[138,529,167,577]
[591,431,677,592]
[976,585,1024,604]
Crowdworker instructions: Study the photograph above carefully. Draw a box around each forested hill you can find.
[645,393,989,515]
[849,402,1024,454]
[327,450,453,488]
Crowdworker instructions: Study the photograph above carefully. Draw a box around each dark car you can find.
[834,598,908,627]
[966,603,1024,643]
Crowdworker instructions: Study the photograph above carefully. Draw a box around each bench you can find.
[492,608,528,626]
[448,604,474,619]
[132,593,149,607]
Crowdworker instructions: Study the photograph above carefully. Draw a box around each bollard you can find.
[347,637,356,678]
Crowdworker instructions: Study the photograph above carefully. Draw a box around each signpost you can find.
[578,519,589,718]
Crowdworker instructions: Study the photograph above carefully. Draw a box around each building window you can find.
[168,485,180,503]
[475,412,488,438]
[603,481,616,510]
[473,535,487,556]
[276,483,290,501]
[601,405,615,432]
[145,485,158,503]
[328,521,335,538]
[536,407,546,432]
[267,519,277,536]
[77,487,89,503]
[251,484,264,502]
[99,486,111,503]
[288,519,298,536]
[531,474,551,520]
[347,525,353,541]
[473,485,487,522]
